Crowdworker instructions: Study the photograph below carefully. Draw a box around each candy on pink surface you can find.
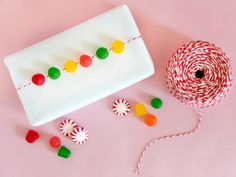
[49,136,61,148]
[71,127,89,144]
[25,130,39,143]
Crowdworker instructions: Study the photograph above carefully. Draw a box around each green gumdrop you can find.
[48,67,61,80]
[57,146,71,159]
[151,97,163,109]
[96,47,109,60]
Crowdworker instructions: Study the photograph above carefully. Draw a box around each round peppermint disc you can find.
[71,127,89,144]
[59,119,77,137]
[112,99,131,117]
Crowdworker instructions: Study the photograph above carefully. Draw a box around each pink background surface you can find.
[0,1,236,177]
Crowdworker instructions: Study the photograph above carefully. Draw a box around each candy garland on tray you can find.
[16,35,142,91]
[135,40,232,175]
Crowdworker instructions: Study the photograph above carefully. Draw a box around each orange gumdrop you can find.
[145,114,157,127]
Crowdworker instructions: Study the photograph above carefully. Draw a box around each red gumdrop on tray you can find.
[31,73,45,86]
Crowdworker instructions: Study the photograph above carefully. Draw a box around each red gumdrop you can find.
[32,73,45,86]
[80,55,92,67]
[49,136,61,148]
[25,130,39,143]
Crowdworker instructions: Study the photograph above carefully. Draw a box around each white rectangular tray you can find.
[4,5,155,126]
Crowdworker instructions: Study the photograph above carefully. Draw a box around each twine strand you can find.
[135,108,202,175]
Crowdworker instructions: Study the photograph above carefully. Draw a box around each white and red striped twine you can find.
[135,40,232,175]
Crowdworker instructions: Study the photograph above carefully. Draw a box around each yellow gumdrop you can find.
[112,40,124,54]
[64,60,78,73]
[134,103,148,117]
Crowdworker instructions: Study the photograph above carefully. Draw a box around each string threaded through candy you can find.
[16,35,142,91]
[135,40,232,175]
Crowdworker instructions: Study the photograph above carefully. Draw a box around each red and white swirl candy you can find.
[60,119,89,144]
[71,126,89,144]
[59,119,77,137]
[113,99,131,117]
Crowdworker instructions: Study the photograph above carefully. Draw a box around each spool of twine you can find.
[135,40,232,175]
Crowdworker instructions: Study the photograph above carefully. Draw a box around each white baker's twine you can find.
[135,41,232,175]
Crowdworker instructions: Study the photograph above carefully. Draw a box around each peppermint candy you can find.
[113,99,131,116]
[59,119,77,137]
[71,127,89,144]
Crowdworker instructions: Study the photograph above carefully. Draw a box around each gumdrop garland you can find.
[135,41,233,175]
[16,36,141,91]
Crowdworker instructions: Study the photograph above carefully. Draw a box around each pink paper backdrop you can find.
[0,1,235,177]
